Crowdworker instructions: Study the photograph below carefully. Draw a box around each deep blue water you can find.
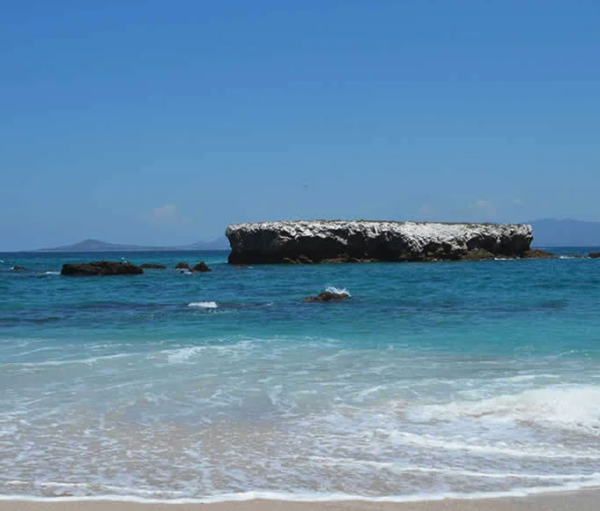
[1,249,600,501]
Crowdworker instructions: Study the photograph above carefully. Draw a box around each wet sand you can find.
[1,489,599,511]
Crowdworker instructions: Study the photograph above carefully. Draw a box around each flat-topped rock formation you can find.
[61,261,144,276]
[226,221,534,264]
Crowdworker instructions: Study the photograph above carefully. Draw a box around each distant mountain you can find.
[530,219,600,247]
[36,237,230,252]
[182,237,231,250]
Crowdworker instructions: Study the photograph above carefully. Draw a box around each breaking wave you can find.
[188,301,218,309]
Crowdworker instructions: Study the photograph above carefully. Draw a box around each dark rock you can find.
[61,261,144,276]
[589,252,600,259]
[523,249,555,259]
[303,291,351,303]
[12,265,25,271]
[234,264,249,268]
[140,263,167,269]
[191,261,212,272]
[321,254,365,263]
[461,248,495,261]
[282,254,313,264]
[175,262,190,269]
[226,221,533,264]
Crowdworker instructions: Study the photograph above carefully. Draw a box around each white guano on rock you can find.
[225,220,533,264]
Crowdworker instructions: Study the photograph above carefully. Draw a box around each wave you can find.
[2,474,600,504]
[165,346,207,364]
[325,286,351,297]
[304,457,599,480]
[497,374,560,383]
[389,431,600,459]
[416,384,600,436]
[1,353,131,369]
[40,271,60,276]
[188,301,218,309]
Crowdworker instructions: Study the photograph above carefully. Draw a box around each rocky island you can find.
[226,220,538,264]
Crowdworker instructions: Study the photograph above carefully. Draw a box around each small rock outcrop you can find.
[303,290,351,302]
[140,263,167,269]
[12,265,25,271]
[175,262,190,269]
[589,252,600,259]
[523,249,555,259]
[191,261,212,272]
[226,221,533,264]
[61,261,144,276]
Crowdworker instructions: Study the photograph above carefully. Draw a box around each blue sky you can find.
[1,0,598,250]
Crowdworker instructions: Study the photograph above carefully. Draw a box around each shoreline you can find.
[1,488,599,511]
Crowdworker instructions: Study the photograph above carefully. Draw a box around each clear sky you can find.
[1,0,598,250]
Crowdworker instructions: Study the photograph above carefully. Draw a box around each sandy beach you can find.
[1,489,599,511]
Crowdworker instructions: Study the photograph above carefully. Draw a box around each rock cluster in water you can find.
[58,260,213,276]
[226,220,535,264]
[191,261,212,272]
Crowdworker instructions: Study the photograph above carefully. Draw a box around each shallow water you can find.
[1,249,600,501]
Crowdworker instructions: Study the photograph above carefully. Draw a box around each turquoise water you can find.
[1,249,600,502]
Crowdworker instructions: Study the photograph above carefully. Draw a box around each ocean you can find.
[1,249,599,503]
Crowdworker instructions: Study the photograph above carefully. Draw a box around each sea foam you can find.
[325,286,351,297]
[416,385,600,436]
[188,301,218,309]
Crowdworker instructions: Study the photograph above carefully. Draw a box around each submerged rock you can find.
[12,265,25,271]
[140,263,167,269]
[61,261,144,276]
[191,261,212,272]
[226,221,533,264]
[175,262,190,269]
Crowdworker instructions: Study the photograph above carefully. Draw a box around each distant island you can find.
[36,237,230,252]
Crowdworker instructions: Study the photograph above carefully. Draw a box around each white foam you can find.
[166,346,207,364]
[188,301,218,309]
[389,431,600,459]
[325,286,351,297]
[499,374,560,383]
[2,475,600,504]
[2,353,130,369]
[41,271,60,275]
[417,385,600,436]
[304,457,599,480]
